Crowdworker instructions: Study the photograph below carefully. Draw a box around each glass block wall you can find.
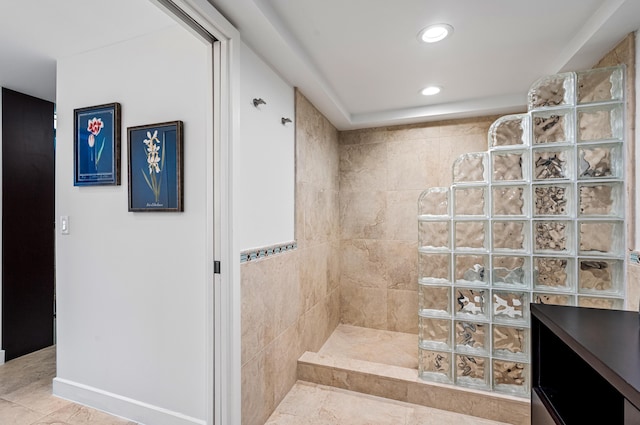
[417,66,626,397]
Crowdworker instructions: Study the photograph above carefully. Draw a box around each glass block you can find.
[454,254,488,285]
[533,292,574,306]
[419,284,451,316]
[534,257,574,291]
[493,325,528,360]
[419,349,452,383]
[533,110,575,146]
[578,259,623,296]
[453,187,486,216]
[418,221,450,249]
[489,114,529,147]
[493,290,527,323]
[577,104,623,142]
[453,152,487,183]
[534,220,573,254]
[455,354,489,389]
[492,221,528,252]
[418,187,449,217]
[419,316,452,350]
[491,151,527,182]
[577,296,623,310]
[577,66,624,104]
[493,360,529,396]
[418,252,451,283]
[492,255,529,287]
[454,221,487,250]
[578,221,624,255]
[454,287,488,319]
[455,320,489,354]
[578,143,623,179]
[492,186,527,216]
[579,182,623,218]
[532,147,573,180]
[528,72,574,110]
[533,184,572,216]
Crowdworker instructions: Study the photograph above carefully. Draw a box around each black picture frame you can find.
[127,121,184,212]
[73,102,121,186]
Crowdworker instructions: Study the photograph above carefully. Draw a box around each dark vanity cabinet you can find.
[531,303,640,424]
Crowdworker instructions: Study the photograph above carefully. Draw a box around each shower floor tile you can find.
[266,381,512,425]
[297,324,531,425]
[317,324,418,369]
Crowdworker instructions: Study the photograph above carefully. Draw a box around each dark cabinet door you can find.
[2,87,55,361]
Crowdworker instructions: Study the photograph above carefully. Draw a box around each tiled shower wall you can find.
[338,117,501,332]
[240,91,340,425]
[596,33,640,309]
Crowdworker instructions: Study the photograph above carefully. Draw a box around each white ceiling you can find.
[0,0,176,103]
[1,0,639,131]
[211,0,640,130]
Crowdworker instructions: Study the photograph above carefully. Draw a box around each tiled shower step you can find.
[297,351,530,425]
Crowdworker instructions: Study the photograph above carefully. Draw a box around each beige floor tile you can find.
[268,382,515,425]
[0,346,56,397]
[3,378,71,416]
[316,387,411,424]
[407,406,512,425]
[0,399,46,425]
[318,324,418,368]
[38,403,137,425]
[0,346,137,425]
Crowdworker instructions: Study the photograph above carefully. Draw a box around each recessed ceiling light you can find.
[421,86,441,96]
[418,24,454,43]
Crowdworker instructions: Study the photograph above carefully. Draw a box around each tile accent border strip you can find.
[240,241,297,263]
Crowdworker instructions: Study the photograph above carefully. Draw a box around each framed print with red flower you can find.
[73,102,121,186]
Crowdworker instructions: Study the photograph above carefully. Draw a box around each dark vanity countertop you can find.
[531,303,640,409]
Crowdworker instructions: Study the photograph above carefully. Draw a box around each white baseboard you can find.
[53,378,206,425]
[0,350,5,365]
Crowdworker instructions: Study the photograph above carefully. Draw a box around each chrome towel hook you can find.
[252,98,266,107]
[281,117,292,125]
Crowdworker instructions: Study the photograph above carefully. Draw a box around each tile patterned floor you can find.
[268,324,518,425]
[0,346,137,425]
[3,339,517,425]
[265,381,512,425]
[317,324,418,369]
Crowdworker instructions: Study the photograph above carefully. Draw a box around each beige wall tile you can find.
[339,191,387,240]
[386,190,422,242]
[340,285,388,329]
[386,139,436,191]
[340,239,390,289]
[302,187,339,246]
[386,241,419,290]
[339,142,388,191]
[627,263,640,311]
[387,289,419,333]
[241,350,274,425]
[299,243,330,314]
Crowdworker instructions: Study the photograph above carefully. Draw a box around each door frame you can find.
[149,1,241,424]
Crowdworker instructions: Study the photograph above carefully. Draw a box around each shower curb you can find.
[297,351,530,425]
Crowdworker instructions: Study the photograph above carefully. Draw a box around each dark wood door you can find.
[2,87,55,361]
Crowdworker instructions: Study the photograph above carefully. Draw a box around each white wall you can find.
[238,43,295,251]
[54,25,211,425]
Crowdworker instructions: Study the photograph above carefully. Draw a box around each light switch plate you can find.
[60,216,69,235]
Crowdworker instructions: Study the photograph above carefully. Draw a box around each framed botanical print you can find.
[73,102,121,186]
[127,121,184,212]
